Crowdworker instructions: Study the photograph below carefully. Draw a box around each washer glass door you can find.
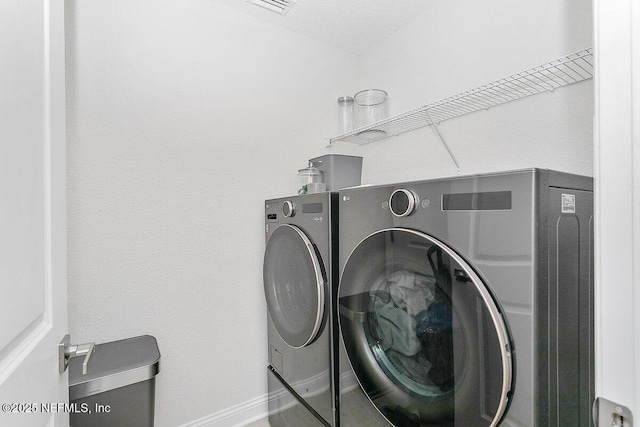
[264,224,326,348]
[339,228,512,426]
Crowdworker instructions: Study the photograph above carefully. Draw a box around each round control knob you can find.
[389,189,417,217]
[282,201,296,217]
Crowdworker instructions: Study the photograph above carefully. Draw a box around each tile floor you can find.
[242,386,390,427]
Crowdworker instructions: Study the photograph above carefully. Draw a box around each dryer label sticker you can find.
[562,193,576,213]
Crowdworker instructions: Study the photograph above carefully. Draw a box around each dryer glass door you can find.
[264,224,326,348]
[339,228,512,427]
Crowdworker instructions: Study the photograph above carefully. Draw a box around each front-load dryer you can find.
[337,169,594,426]
[264,192,339,427]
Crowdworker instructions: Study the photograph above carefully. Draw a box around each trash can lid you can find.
[69,335,160,401]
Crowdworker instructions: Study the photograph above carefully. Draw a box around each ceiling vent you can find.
[249,0,297,15]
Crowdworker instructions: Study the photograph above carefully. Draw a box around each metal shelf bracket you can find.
[425,108,460,173]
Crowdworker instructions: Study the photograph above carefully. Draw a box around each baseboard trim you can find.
[178,394,269,427]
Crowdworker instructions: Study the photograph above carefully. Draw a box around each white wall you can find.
[64,1,358,426]
[66,0,593,425]
[346,0,594,183]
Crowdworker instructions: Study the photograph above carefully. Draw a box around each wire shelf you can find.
[328,48,594,146]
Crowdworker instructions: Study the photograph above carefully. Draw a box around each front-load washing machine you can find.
[264,192,340,427]
[337,169,594,426]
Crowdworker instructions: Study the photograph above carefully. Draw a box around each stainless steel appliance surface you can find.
[337,169,594,427]
[264,192,340,427]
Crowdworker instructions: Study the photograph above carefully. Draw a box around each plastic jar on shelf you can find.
[354,89,388,129]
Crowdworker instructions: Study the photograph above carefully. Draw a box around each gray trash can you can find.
[69,335,160,427]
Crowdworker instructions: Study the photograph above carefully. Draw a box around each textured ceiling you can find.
[209,0,432,54]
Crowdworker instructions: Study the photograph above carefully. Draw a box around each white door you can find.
[0,0,68,426]
[594,0,640,422]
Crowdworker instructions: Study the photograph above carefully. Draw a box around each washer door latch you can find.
[593,397,633,427]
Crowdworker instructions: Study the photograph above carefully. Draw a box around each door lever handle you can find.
[58,335,95,375]
[593,397,633,426]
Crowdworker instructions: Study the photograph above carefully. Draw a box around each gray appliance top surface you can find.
[340,168,593,193]
[265,191,334,206]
